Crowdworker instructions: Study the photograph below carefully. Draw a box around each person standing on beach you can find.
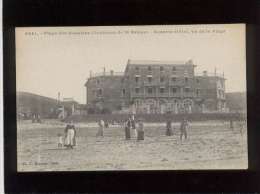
[131,115,137,138]
[64,120,76,149]
[180,118,189,141]
[166,118,173,136]
[97,119,104,137]
[230,117,234,131]
[137,119,144,141]
[125,118,131,140]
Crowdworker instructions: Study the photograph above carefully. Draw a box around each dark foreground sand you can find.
[17,120,247,171]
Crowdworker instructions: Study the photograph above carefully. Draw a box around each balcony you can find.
[130,92,191,98]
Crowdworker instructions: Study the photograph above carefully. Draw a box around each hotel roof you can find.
[127,59,194,66]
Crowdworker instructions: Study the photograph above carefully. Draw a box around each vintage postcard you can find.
[16,24,247,171]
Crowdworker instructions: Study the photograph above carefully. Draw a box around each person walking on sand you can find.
[166,118,173,136]
[64,120,76,149]
[131,115,137,138]
[125,118,131,140]
[137,119,144,141]
[97,119,104,137]
[180,118,189,141]
[230,117,234,131]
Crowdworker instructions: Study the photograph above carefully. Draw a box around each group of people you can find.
[57,116,191,149]
[57,116,247,149]
[124,115,145,141]
[58,120,77,149]
[166,118,190,140]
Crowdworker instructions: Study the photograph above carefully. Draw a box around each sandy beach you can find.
[17,120,248,171]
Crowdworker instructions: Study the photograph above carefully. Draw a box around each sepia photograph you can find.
[16,24,247,171]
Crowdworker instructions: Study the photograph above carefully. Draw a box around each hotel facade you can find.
[85,60,227,114]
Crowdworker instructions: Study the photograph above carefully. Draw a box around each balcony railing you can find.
[130,92,196,98]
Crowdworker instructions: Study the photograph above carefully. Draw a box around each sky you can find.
[16,24,246,104]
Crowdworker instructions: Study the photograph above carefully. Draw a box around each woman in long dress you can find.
[180,118,189,141]
[166,118,173,136]
[125,118,131,140]
[64,120,76,149]
[131,115,137,138]
[96,119,104,137]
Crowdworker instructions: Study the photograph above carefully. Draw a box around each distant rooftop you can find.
[127,59,194,66]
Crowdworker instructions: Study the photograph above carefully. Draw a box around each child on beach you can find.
[57,133,63,148]
[137,119,144,141]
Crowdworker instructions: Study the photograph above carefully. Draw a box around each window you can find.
[218,90,223,98]
[160,66,164,71]
[135,76,139,83]
[148,66,152,71]
[148,87,153,94]
[135,66,139,71]
[172,67,176,71]
[185,77,188,83]
[148,77,152,83]
[160,87,165,94]
[160,77,164,82]
[171,77,176,82]
[184,87,190,93]
[196,89,200,96]
[97,89,103,96]
[172,88,177,93]
[122,89,126,96]
[135,88,140,94]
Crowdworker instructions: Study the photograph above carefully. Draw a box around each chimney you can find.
[103,67,106,76]
[187,59,193,65]
[110,70,114,76]
[203,70,208,76]
[58,92,60,104]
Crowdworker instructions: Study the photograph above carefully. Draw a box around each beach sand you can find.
[17,120,248,171]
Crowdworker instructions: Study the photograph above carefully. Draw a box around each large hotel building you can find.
[85,59,227,114]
